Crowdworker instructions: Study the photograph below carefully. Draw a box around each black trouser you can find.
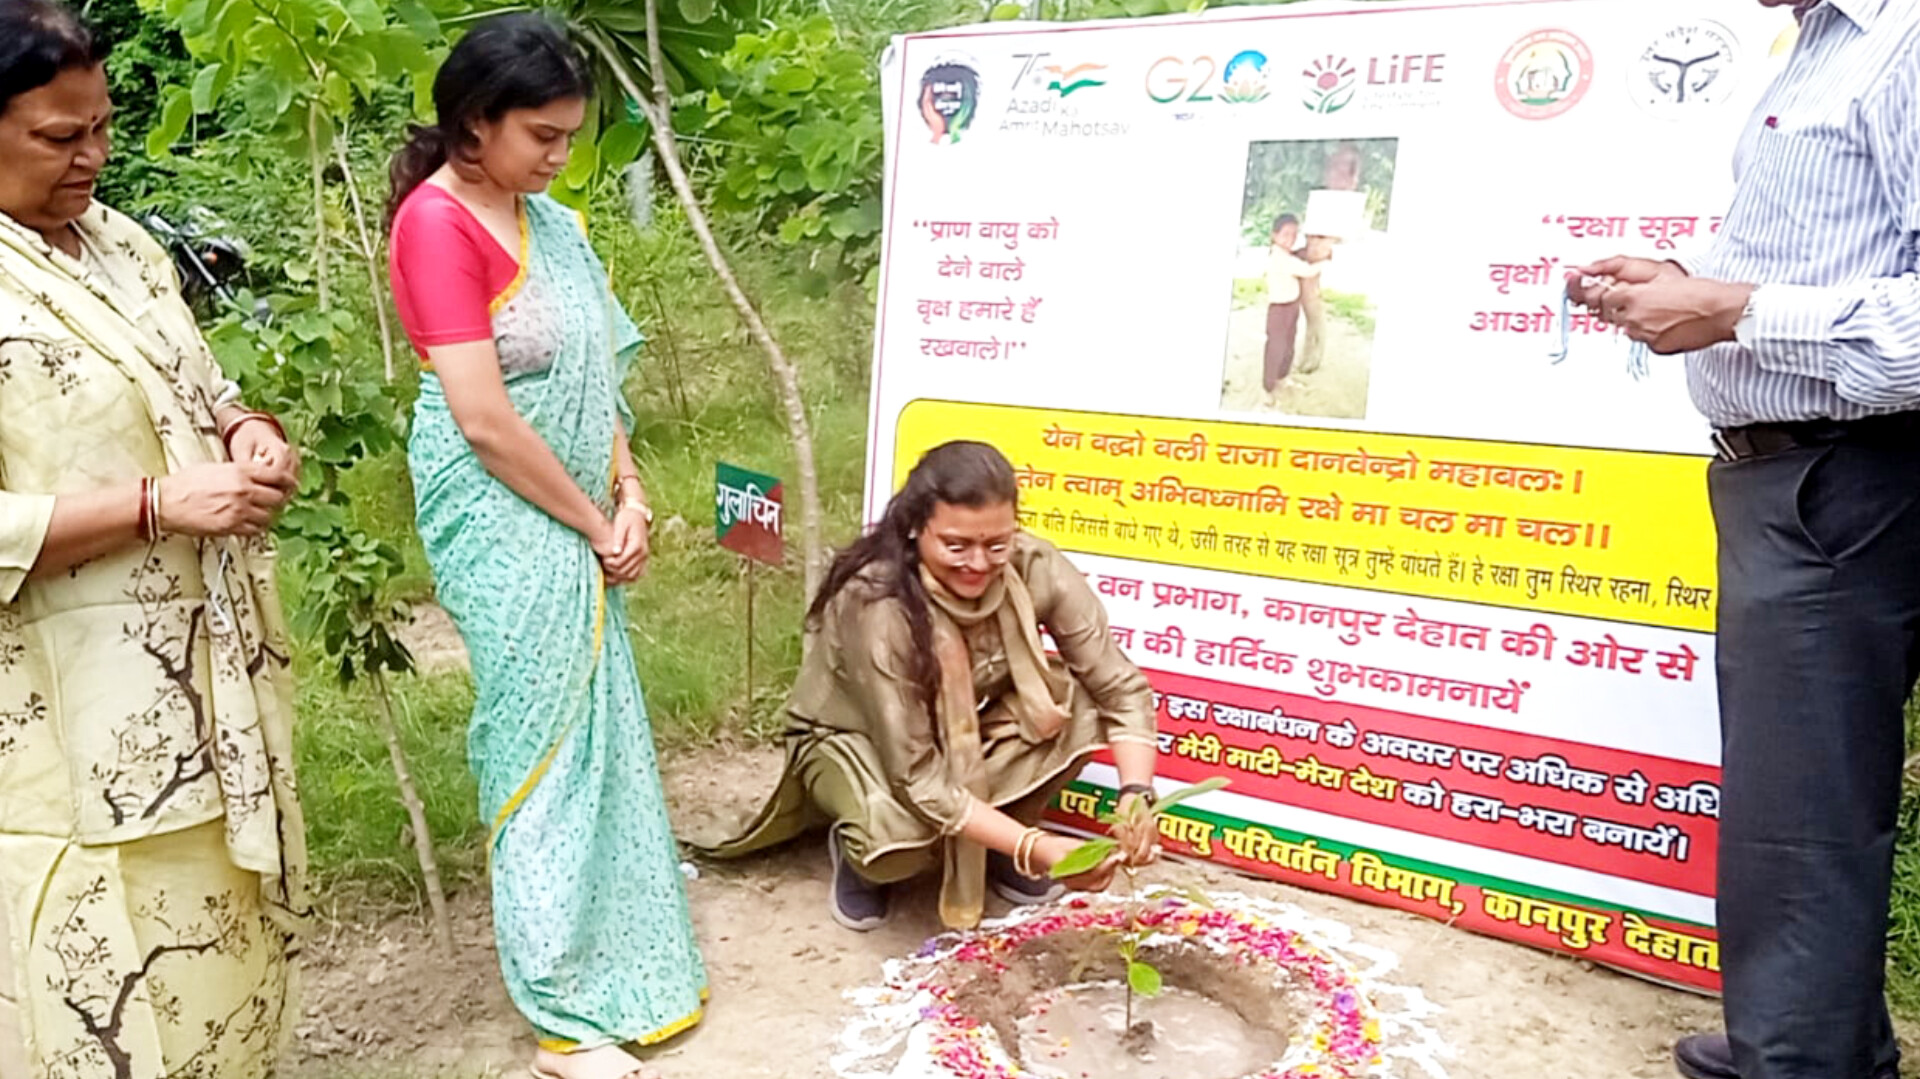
[1710,433,1920,1079]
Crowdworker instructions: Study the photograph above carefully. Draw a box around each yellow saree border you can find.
[488,449,622,846]
[488,200,533,317]
[488,571,607,845]
[534,987,711,1054]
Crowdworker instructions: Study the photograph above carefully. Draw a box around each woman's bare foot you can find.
[533,1044,659,1079]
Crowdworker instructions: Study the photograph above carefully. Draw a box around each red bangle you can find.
[136,477,161,544]
[220,410,286,453]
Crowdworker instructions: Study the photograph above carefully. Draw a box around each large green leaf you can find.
[562,102,602,187]
[1128,960,1164,997]
[599,119,647,170]
[393,0,440,40]
[363,29,433,79]
[766,66,816,94]
[1047,836,1117,879]
[190,61,224,113]
[340,0,385,33]
[827,200,878,241]
[146,87,193,156]
[1149,777,1229,816]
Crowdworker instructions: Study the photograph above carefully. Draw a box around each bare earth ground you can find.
[286,738,1920,1079]
[1218,304,1373,421]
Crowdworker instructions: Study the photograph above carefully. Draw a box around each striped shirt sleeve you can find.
[1740,40,1920,409]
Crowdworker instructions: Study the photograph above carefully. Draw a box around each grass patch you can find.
[295,666,485,899]
[1231,276,1264,310]
[1322,289,1376,335]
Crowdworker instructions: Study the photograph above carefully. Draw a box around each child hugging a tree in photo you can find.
[1262,213,1331,395]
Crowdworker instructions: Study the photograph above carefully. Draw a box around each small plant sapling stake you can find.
[1048,777,1229,1052]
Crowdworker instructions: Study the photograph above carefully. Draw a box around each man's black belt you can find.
[1712,411,1920,462]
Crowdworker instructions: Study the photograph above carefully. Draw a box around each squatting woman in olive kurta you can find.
[705,441,1161,931]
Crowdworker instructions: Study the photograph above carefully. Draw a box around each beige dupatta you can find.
[0,205,307,923]
[919,562,1071,927]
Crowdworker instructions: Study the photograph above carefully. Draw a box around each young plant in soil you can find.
[1047,778,1230,1055]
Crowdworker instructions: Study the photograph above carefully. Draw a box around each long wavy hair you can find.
[808,441,1019,713]
[0,0,108,119]
[385,11,592,227]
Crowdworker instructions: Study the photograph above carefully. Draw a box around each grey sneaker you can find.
[827,831,890,931]
[989,850,1066,905]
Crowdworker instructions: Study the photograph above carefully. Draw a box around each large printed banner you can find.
[871,0,1797,991]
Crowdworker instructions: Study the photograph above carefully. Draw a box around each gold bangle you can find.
[619,499,654,525]
[1015,827,1045,878]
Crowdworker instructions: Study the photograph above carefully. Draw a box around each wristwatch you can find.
[1118,782,1157,806]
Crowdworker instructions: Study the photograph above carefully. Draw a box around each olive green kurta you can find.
[702,535,1155,882]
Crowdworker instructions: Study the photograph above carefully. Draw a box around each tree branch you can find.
[63,938,220,1079]
[586,22,826,604]
[371,669,453,957]
[307,102,330,310]
[331,124,399,381]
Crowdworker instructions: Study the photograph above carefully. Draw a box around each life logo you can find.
[1146,50,1271,109]
[1631,22,1738,118]
[1494,29,1594,120]
[919,56,981,144]
[1303,53,1446,114]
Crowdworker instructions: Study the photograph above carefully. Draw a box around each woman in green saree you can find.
[386,15,705,1079]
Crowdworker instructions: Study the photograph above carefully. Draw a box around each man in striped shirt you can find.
[1569,3,1920,1078]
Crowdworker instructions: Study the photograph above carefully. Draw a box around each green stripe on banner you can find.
[1064,780,1709,928]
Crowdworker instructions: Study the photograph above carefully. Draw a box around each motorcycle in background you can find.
[143,207,265,322]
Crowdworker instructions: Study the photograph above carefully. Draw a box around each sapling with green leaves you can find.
[1049,777,1229,1042]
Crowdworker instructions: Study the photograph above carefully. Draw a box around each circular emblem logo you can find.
[919,58,980,144]
[1220,50,1271,105]
[1632,22,1738,117]
[1495,29,1594,120]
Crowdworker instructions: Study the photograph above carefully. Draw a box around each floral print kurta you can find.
[0,204,307,1079]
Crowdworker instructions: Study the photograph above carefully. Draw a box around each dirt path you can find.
[283,740,1920,1079]
[1218,304,1375,421]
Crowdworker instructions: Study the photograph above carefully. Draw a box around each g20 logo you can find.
[1146,55,1219,104]
[1146,51,1269,105]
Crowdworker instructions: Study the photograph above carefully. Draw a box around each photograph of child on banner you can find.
[1220,138,1397,421]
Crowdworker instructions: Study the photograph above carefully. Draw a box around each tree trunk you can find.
[1298,281,1328,376]
[1299,143,1362,377]
[308,103,330,311]
[584,19,826,605]
[370,669,453,958]
[333,133,398,382]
